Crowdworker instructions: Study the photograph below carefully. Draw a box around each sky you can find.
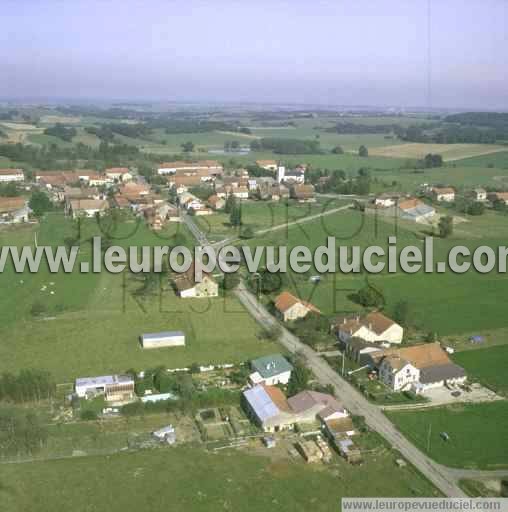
[1,0,507,109]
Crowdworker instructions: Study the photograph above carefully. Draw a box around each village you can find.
[1,157,505,482]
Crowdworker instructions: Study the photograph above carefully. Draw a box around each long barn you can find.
[140,331,186,349]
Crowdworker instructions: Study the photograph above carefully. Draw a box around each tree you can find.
[224,194,236,214]
[29,190,52,217]
[358,145,368,157]
[424,331,438,343]
[80,409,98,421]
[230,204,242,226]
[331,145,344,154]
[240,225,254,239]
[0,407,47,456]
[222,273,240,290]
[354,283,384,308]
[256,269,282,294]
[0,182,19,197]
[423,153,443,168]
[287,356,312,396]
[438,215,453,238]
[393,300,413,328]
[467,201,485,216]
[258,324,282,341]
[181,141,195,153]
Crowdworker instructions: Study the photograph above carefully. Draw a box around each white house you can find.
[158,160,222,176]
[378,343,467,393]
[173,265,219,298]
[105,167,132,182]
[249,354,293,386]
[431,187,455,202]
[282,167,305,184]
[336,312,403,345]
[178,192,203,210]
[274,291,320,322]
[470,188,487,202]
[379,356,420,392]
[140,331,185,349]
[69,199,109,218]
[0,168,24,182]
[88,174,111,187]
[75,374,135,402]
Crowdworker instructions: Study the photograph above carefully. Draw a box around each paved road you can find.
[234,282,468,497]
[183,211,508,497]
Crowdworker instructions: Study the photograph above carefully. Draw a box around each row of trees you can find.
[43,123,77,142]
[0,369,56,403]
[0,182,20,197]
[251,137,321,154]
[0,407,47,456]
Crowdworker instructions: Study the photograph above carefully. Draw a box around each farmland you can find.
[0,442,440,512]
[386,402,508,469]
[368,164,508,193]
[194,198,348,240]
[368,143,507,161]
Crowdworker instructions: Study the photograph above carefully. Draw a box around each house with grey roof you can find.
[249,354,293,386]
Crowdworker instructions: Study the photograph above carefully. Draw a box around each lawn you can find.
[386,402,508,469]
[0,214,276,381]
[0,442,440,512]
[452,345,508,396]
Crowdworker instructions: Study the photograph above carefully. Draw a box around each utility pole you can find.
[427,423,432,453]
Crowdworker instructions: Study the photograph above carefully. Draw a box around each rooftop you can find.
[251,354,293,379]
[274,291,320,315]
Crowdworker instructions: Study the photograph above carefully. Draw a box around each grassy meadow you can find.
[368,143,507,161]
[0,214,276,381]
[247,207,508,337]
[452,345,508,396]
[386,402,508,469]
[0,442,440,512]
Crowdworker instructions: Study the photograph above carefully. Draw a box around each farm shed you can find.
[140,331,186,349]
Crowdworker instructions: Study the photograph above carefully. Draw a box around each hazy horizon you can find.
[2,0,507,110]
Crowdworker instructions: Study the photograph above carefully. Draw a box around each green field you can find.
[452,345,508,396]
[454,151,508,168]
[369,164,508,193]
[247,207,508,336]
[386,402,508,469]
[0,214,275,381]
[194,198,348,241]
[0,442,440,512]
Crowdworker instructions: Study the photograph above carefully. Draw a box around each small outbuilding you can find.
[140,331,186,349]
